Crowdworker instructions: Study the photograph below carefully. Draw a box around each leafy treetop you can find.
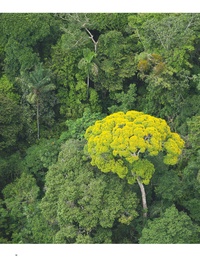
[85,110,185,185]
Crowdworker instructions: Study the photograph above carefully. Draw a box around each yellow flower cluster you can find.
[85,110,185,184]
[163,133,185,165]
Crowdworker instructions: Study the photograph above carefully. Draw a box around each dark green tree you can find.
[96,30,136,93]
[0,199,10,243]
[22,138,60,197]
[139,205,200,243]
[1,13,62,79]
[0,93,22,152]
[179,115,200,222]
[128,13,200,125]
[0,152,22,193]
[2,173,54,243]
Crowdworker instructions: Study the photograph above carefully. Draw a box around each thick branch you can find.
[153,26,167,50]
[184,14,196,32]
[59,14,98,53]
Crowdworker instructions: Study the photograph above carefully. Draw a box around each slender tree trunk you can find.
[87,74,90,89]
[87,73,90,98]
[137,177,147,218]
[36,97,40,140]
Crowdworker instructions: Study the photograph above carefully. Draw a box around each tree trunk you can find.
[137,177,147,218]
[87,74,90,98]
[36,97,40,140]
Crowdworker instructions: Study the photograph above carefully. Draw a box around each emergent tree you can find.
[84,110,185,218]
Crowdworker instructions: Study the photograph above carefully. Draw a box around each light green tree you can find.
[59,108,104,142]
[84,110,185,218]
[0,75,20,102]
[41,139,138,243]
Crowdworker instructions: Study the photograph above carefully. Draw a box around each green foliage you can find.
[60,108,105,141]
[183,199,200,222]
[1,13,61,78]
[89,13,129,32]
[173,94,200,135]
[51,44,78,117]
[187,115,200,150]
[19,63,56,140]
[0,75,20,102]
[4,38,40,79]
[78,48,97,73]
[139,205,200,243]
[108,83,137,113]
[97,30,136,93]
[141,69,191,121]
[129,13,197,69]
[0,93,22,152]
[180,115,200,192]
[154,170,184,202]
[0,13,200,244]
[128,13,200,124]
[23,139,60,172]
[2,173,53,243]
[54,14,100,117]
[52,40,101,119]
[3,173,39,217]
[176,115,200,223]
[59,13,91,51]
[78,47,98,95]
[0,199,10,243]
[22,138,60,195]
[41,139,138,243]
[2,173,39,242]
[0,152,22,191]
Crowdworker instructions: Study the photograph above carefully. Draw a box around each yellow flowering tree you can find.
[84,110,185,218]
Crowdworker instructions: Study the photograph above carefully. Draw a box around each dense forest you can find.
[0,13,200,244]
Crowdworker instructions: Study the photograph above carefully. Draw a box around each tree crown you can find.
[85,110,184,185]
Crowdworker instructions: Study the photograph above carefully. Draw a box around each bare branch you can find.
[185,14,196,32]
[84,27,98,53]
[152,25,167,50]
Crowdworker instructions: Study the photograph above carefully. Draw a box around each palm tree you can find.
[19,63,55,139]
[78,48,98,97]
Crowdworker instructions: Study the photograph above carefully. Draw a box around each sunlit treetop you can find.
[85,110,185,185]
